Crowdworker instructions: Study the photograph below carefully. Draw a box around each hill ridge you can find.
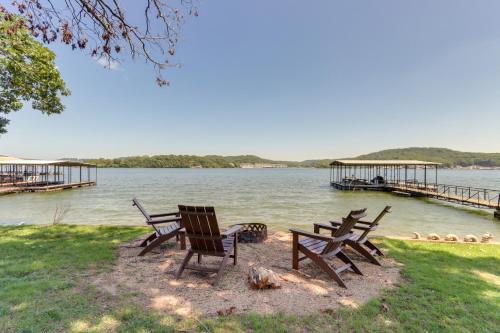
[81,147,500,168]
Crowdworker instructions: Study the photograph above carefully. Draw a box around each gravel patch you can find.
[93,232,401,317]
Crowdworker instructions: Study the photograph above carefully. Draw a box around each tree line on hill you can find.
[83,155,302,168]
[81,148,500,168]
[355,148,500,168]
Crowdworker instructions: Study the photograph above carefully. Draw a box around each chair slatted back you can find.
[178,205,224,253]
[322,208,367,254]
[358,206,391,240]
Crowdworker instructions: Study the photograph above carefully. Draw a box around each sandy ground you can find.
[92,232,401,317]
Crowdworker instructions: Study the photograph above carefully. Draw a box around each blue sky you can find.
[2,0,500,161]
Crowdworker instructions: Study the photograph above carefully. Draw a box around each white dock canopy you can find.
[330,160,441,166]
[0,156,95,167]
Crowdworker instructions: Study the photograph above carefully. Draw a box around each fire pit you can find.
[235,223,267,243]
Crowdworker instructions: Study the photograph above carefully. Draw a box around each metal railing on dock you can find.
[391,181,500,210]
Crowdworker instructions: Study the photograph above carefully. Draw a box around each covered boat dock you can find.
[330,160,440,190]
[0,156,97,195]
[330,159,500,219]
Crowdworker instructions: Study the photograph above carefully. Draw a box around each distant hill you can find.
[81,148,500,168]
[353,147,500,168]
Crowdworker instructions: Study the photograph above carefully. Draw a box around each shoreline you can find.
[1,224,496,245]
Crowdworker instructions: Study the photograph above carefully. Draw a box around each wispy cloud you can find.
[95,57,123,71]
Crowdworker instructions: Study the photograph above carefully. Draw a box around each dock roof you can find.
[330,160,441,166]
[0,156,96,167]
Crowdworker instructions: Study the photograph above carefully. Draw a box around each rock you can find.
[464,234,478,243]
[321,308,335,315]
[427,233,441,241]
[217,306,236,316]
[248,266,281,289]
[412,232,421,240]
[381,302,390,312]
[481,232,493,243]
[444,234,459,241]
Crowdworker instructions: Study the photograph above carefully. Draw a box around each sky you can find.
[2,0,500,161]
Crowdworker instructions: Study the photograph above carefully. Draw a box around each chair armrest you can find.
[330,220,373,230]
[332,233,355,242]
[329,220,343,227]
[351,225,373,231]
[289,228,333,242]
[149,212,179,218]
[313,223,339,232]
[148,217,181,225]
[221,224,243,237]
[315,223,366,240]
[356,220,373,225]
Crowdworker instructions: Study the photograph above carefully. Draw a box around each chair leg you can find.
[175,249,194,279]
[347,240,381,266]
[300,245,347,288]
[213,251,231,286]
[292,233,299,270]
[179,231,186,250]
[308,253,347,288]
[336,250,363,275]
[139,232,157,247]
[138,234,171,256]
[233,234,238,265]
[363,239,384,256]
[198,253,202,263]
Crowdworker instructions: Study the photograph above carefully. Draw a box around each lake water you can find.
[1,168,499,237]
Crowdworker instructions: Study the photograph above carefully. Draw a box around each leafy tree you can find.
[0,13,70,134]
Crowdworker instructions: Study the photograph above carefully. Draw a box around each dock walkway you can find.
[0,182,96,196]
[390,183,500,210]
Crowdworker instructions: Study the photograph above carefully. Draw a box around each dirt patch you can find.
[92,232,401,317]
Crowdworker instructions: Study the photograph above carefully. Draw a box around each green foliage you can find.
[0,14,70,134]
[355,147,500,168]
[1,226,499,332]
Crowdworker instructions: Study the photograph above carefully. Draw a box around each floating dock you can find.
[0,181,96,196]
[330,160,500,219]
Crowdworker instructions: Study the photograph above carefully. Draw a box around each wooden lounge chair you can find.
[175,205,242,286]
[132,198,186,256]
[289,208,367,288]
[314,206,391,266]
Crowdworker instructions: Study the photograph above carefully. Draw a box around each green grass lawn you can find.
[0,225,499,333]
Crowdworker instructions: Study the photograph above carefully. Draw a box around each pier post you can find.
[495,209,500,220]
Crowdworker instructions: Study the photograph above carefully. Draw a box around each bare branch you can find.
[6,0,198,86]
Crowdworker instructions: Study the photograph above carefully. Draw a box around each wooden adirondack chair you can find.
[314,206,391,266]
[175,205,243,286]
[132,198,186,256]
[289,208,367,288]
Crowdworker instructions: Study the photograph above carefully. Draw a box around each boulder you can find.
[412,232,421,240]
[248,266,281,289]
[427,233,441,241]
[444,234,459,241]
[464,234,478,243]
[481,232,493,243]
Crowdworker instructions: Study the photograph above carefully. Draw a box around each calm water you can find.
[1,168,499,237]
